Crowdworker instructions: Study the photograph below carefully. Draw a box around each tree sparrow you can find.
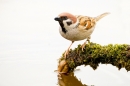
[54,12,109,58]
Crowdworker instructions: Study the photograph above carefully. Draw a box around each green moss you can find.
[59,42,130,72]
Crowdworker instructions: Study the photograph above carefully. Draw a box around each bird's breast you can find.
[59,27,95,41]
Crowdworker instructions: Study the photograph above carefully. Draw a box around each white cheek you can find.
[63,19,72,26]
[66,19,72,22]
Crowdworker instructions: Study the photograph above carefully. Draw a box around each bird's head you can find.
[54,12,77,27]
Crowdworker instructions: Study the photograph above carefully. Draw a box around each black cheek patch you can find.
[59,22,67,34]
[67,21,72,26]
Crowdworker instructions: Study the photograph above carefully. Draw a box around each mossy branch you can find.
[58,42,130,73]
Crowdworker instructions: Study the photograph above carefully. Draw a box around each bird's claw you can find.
[81,43,86,51]
[64,52,67,58]
[81,39,90,51]
[64,50,70,58]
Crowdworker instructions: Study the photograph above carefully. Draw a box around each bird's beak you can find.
[54,17,61,21]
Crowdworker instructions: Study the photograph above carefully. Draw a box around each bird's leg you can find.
[64,41,74,58]
[81,37,90,51]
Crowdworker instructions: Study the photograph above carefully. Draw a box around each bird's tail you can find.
[95,12,110,21]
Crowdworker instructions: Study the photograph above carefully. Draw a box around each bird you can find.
[54,12,109,58]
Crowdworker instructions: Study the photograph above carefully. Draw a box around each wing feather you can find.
[75,15,96,30]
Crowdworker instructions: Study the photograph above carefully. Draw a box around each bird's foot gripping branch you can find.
[57,42,130,74]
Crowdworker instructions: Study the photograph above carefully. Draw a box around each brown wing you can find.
[76,15,96,30]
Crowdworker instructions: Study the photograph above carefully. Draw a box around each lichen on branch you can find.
[58,42,130,73]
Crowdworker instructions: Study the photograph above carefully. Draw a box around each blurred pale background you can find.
[0,0,130,86]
